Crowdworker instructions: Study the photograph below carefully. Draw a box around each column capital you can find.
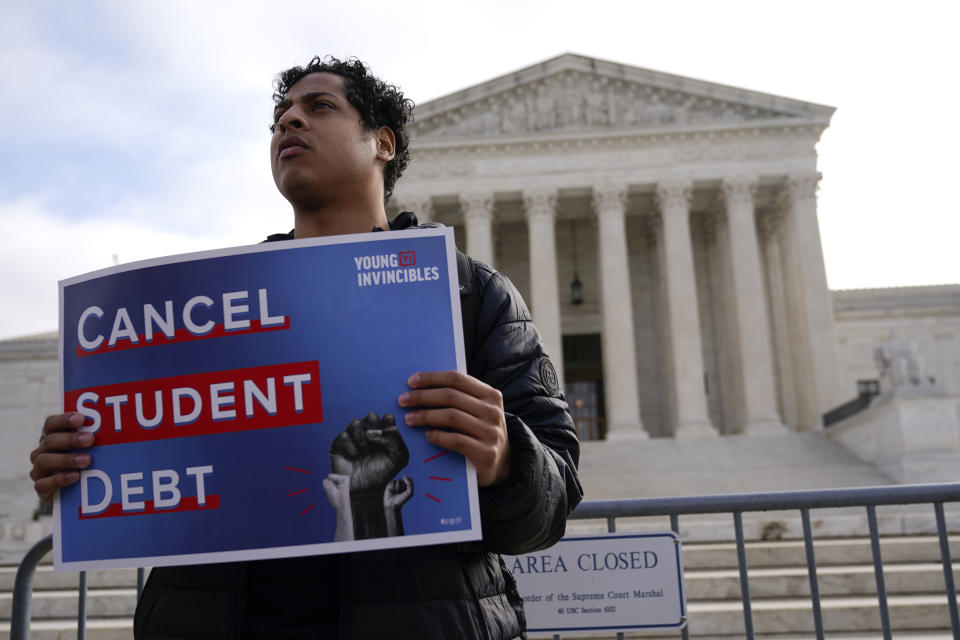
[523,187,558,221]
[394,193,434,222]
[784,172,821,204]
[720,175,758,210]
[654,179,692,212]
[459,190,494,222]
[591,183,628,216]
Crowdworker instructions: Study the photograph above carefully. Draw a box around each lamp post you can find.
[570,220,583,305]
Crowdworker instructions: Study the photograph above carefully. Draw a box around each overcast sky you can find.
[1,0,957,340]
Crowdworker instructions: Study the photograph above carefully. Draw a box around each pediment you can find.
[411,54,834,142]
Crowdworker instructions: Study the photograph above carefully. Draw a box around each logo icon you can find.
[539,358,560,396]
[399,251,416,267]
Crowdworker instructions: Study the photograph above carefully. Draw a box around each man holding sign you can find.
[29,56,582,639]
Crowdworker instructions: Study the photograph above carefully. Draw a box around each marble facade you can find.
[832,285,960,398]
[2,55,960,562]
[391,53,844,438]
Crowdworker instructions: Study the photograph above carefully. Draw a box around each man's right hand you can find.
[29,413,94,504]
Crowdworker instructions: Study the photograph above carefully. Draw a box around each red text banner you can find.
[65,361,322,446]
[77,317,291,358]
[79,495,221,519]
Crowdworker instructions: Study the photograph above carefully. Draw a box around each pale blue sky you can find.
[1,0,958,339]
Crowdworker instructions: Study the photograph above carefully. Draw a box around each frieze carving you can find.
[412,70,792,141]
[403,126,820,180]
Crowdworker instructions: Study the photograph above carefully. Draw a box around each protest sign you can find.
[505,533,687,635]
[54,227,480,571]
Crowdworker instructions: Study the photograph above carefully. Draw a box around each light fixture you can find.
[570,220,583,305]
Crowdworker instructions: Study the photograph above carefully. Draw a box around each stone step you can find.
[608,632,960,640]
[4,627,959,640]
[685,562,959,599]
[0,588,137,620]
[3,536,956,593]
[684,594,960,636]
[4,594,959,638]
[0,618,133,640]
[680,535,960,569]
[4,540,959,636]
[3,537,956,600]
[4,565,957,622]
[529,596,960,638]
[0,565,142,592]
[568,505,960,543]
[577,434,900,502]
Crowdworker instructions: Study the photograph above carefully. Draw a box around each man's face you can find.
[270,72,380,208]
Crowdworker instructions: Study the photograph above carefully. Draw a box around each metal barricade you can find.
[10,536,144,640]
[567,483,960,640]
[11,482,960,639]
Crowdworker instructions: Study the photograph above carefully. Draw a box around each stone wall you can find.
[0,333,59,560]
[832,286,960,404]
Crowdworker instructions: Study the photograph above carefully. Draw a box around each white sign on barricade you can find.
[505,532,687,636]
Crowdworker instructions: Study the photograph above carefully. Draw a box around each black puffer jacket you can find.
[134,220,582,639]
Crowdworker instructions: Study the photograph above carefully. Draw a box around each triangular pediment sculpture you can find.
[411,54,834,142]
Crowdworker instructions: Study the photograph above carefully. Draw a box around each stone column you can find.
[460,191,495,267]
[523,187,565,388]
[592,184,647,438]
[933,334,959,395]
[720,177,785,434]
[779,174,842,428]
[395,193,433,223]
[758,209,799,430]
[655,180,716,438]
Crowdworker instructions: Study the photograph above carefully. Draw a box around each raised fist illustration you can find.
[384,476,414,538]
[330,412,409,492]
[329,412,410,539]
[384,476,414,510]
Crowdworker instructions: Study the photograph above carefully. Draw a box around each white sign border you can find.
[53,227,481,571]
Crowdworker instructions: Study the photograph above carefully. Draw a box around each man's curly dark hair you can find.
[272,56,414,203]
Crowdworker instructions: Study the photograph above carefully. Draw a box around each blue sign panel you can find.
[54,228,480,571]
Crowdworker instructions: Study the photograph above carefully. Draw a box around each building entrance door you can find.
[563,334,606,441]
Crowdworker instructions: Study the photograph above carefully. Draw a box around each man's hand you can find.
[29,413,95,504]
[399,371,511,488]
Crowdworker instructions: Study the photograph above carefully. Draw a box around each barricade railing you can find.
[567,483,960,640]
[11,482,960,640]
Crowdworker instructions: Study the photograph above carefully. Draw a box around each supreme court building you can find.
[390,53,847,440]
[3,53,960,561]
